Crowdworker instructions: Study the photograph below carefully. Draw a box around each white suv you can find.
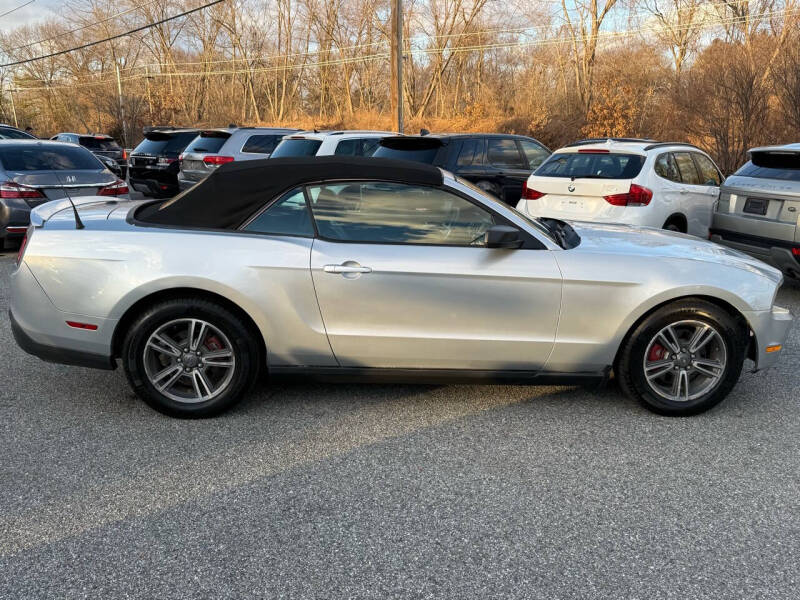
[270,130,394,158]
[516,138,724,237]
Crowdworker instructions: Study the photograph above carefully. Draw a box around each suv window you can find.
[519,140,549,169]
[654,153,681,182]
[674,152,702,185]
[456,139,483,167]
[0,145,102,170]
[184,133,229,154]
[692,153,721,186]
[133,132,198,156]
[243,188,314,236]
[371,145,440,163]
[734,152,800,182]
[487,138,525,169]
[241,134,283,154]
[307,181,494,245]
[333,138,380,157]
[79,136,121,151]
[271,138,323,157]
[536,152,646,179]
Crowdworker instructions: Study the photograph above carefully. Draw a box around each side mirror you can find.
[485,224,523,249]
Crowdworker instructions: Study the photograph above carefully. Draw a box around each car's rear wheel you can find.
[616,299,747,416]
[122,298,261,417]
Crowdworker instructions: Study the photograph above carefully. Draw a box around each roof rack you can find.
[565,138,656,147]
[642,142,700,151]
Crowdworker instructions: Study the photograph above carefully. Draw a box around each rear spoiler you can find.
[30,197,113,227]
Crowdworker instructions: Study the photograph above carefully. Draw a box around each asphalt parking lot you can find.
[1,249,798,599]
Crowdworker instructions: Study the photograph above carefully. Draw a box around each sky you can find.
[0,0,58,31]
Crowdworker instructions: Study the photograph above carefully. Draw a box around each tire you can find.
[122,298,261,418]
[663,218,685,233]
[615,299,748,416]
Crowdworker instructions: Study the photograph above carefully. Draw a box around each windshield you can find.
[183,132,230,154]
[734,153,800,182]
[372,145,440,163]
[454,175,557,242]
[79,136,121,151]
[536,151,646,179]
[133,132,198,156]
[271,139,322,157]
[0,144,102,170]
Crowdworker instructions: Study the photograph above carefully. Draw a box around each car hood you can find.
[567,220,783,283]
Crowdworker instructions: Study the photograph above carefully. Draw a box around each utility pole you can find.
[115,63,128,146]
[390,0,403,134]
[9,87,18,128]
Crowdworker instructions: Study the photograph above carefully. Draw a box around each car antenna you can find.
[52,170,85,230]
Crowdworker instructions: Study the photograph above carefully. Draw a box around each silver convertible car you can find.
[9,157,792,417]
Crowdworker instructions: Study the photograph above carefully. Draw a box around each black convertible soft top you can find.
[136,156,444,229]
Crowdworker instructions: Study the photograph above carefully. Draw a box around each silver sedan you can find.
[8,157,792,417]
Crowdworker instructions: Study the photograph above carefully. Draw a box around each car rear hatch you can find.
[180,130,233,182]
[521,150,647,219]
[714,148,800,245]
[129,130,198,173]
[5,170,118,203]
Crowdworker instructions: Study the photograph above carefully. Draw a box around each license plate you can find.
[560,198,584,212]
[743,197,769,215]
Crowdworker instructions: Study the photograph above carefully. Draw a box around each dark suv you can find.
[372,133,550,205]
[128,128,200,197]
[51,133,127,178]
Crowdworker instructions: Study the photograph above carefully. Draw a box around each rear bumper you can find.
[129,177,177,198]
[710,228,800,278]
[0,200,31,239]
[744,306,793,371]
[177,177,200,192]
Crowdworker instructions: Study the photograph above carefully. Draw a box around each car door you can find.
[486,138,530,204]
[674,151,712,236]
[307,180,562,370]
[690,152,723,236]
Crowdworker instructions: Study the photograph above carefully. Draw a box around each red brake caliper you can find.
[648,343,666,362]
[205,335,223,352]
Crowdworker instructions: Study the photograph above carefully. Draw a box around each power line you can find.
[3,0,161,53]
[0,0,34,20]
[0,0,226,68]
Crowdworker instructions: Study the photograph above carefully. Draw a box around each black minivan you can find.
[128,128,200,197]
[372,133,550,205]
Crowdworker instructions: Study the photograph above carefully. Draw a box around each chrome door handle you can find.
[323,264,372,274]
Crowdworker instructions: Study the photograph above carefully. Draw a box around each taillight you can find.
[122,149,128,160]
[203,155,235,167]
[98,179,129,196]
[603,184,652,207]
[521,181,545,200]
[792,248,800,257]
[0,181,46,199]
[578,149,610,153]
[16,230,29,266]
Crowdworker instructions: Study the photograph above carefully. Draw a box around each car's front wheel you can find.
[122,298,261,417]
[616,299,748,416]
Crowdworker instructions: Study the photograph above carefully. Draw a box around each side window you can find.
[674,152,702,185]
[333,139,360,156]
[456,139,481,167]
[242,189,314,237]
[307,181,495,246]
[361,138,380,157]
[692,153,722,186]
[518,140,549,170]
[654,153,681,182]
[241,134,282,154]
[487,138,526,169]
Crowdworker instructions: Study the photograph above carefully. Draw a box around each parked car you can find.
[711,143,800,278]
[371,133,550,206]
[0,124,36,139]
[128,128,200,197]
[0,140,128,248]
[517,139,723,236]
[10,156,791,418]
[178,126,299,192]
[50,133,128,178]
[270,130,394,159]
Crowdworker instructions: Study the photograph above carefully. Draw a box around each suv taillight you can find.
[521,181,545,200]
[603,184,652,207]
[98,179,129,196]
[0,182,46,199]
[203,155,235,167]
